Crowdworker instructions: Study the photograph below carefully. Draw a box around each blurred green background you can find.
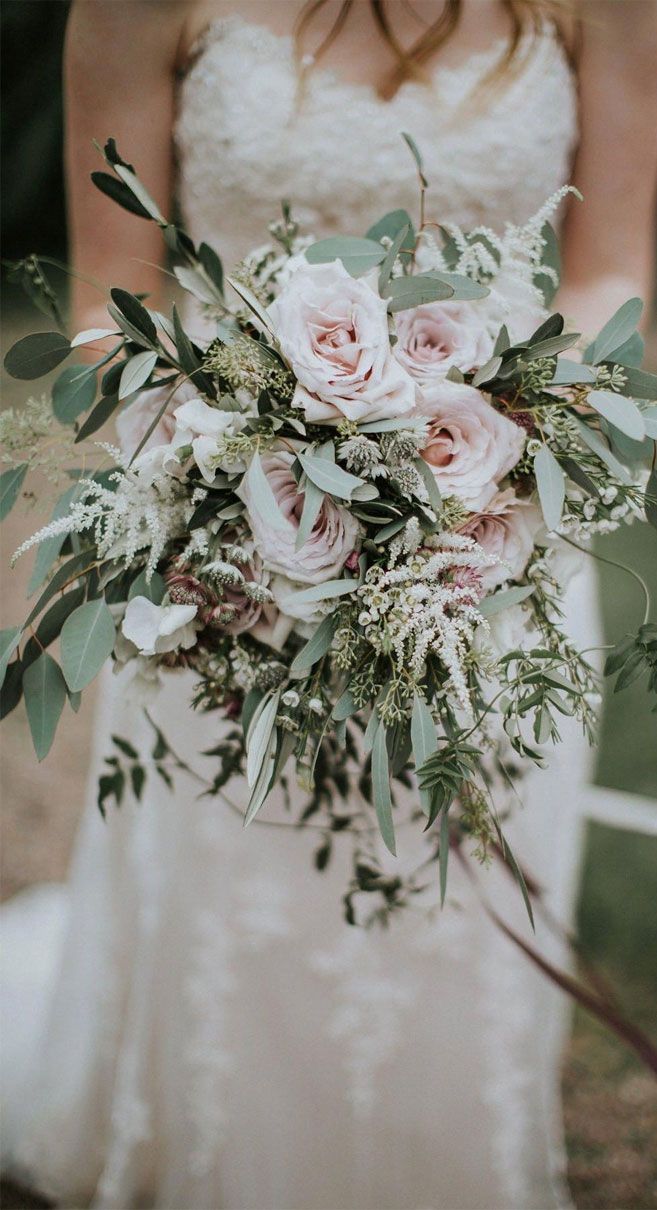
[0,2,655,1206]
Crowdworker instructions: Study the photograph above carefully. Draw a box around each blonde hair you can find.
[295,0,576,100]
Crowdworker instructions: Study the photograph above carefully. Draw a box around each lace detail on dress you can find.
[309,928,418,1117]
[175,14,578,268]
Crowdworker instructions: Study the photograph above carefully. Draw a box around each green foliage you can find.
[23,651,67,760]
[3,330,71,379]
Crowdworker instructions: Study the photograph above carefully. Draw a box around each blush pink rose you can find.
[269,259,416,424]
[459,489,542,589]
[416,381,525,510]
[394,301,493,382]
[238,450,361,585]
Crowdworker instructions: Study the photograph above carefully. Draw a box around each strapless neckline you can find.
[175,12,578,271]
[182,12,527,111]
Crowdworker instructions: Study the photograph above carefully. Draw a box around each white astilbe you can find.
[12,468,195,577]
[358,533,495,715]
[416,186,579,339]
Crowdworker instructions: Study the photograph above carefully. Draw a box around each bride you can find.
[2,2,656,1207]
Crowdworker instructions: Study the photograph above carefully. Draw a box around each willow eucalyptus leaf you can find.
[243,451,289,531]
[372,722,397,856]
[411,693,437,816]
[534,445,565,531]
[0,627,21,690]
[118,351,158,401]
[478,585,535,618]
[297,452,364,500]
[0,464,28,521]
[282,579,357,608]
[290,612,339,676]
[575,419,632,484]
[245,689,280,789]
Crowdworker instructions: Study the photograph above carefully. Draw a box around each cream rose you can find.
[269,259,416,424]
[238,450,360,586]
[416,380,525,510]
[459,489,542,589]
[394,301,493,383]
[173,397,247,482]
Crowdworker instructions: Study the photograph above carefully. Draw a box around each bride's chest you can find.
[175,18,578,260]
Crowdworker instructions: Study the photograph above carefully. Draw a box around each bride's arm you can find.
[64,0,190,330]
[559,0,657,335]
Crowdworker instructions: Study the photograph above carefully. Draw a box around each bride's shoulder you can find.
[68,0,191,67]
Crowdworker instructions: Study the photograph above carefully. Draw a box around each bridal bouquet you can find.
[3,138,656,923]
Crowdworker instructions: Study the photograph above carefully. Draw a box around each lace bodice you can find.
[175,15,578,266]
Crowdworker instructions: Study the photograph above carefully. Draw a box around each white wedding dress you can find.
[1,18,593,1210]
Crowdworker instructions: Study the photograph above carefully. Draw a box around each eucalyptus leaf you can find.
[414,457,442,515]
[27,484,80,596]
[384,274,454,312]
[52,365,98,423]
[173,265,220,307]
[612,365,657,401]
[23,652,67,760]
[401,131,428,188]
[0,464,28,520]
[91,171,153,219]
[575,418,632,484]
[118,351,158,400]
[378,223,410,292]
[332,689,356,722]
[60,599,116,692]
[226,275,275,333]
[411,693,437,816]
[471,356,503,387]
[290,612,339,675]
[534,445,565,531]
[478,585,535,618]
[113,163,166,223]
[128,570,166,604]
[0,627,21,690]
[282,579,357,608]
[586,298,643,365]
[372,723,397,856]
[245,689,280,788]
[109,289,158,345]
[305,236,385,276]
[550,359,596,386]
[70,328,118,348]
[3,331,71,380]
[297,476,326,554]
[297,451,364,500]
[587,390,646,441]
[74,392,120,442]
[242,451,288,531]
[426,271,489,301]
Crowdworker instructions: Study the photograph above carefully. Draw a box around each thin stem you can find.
[562,535,652,628]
